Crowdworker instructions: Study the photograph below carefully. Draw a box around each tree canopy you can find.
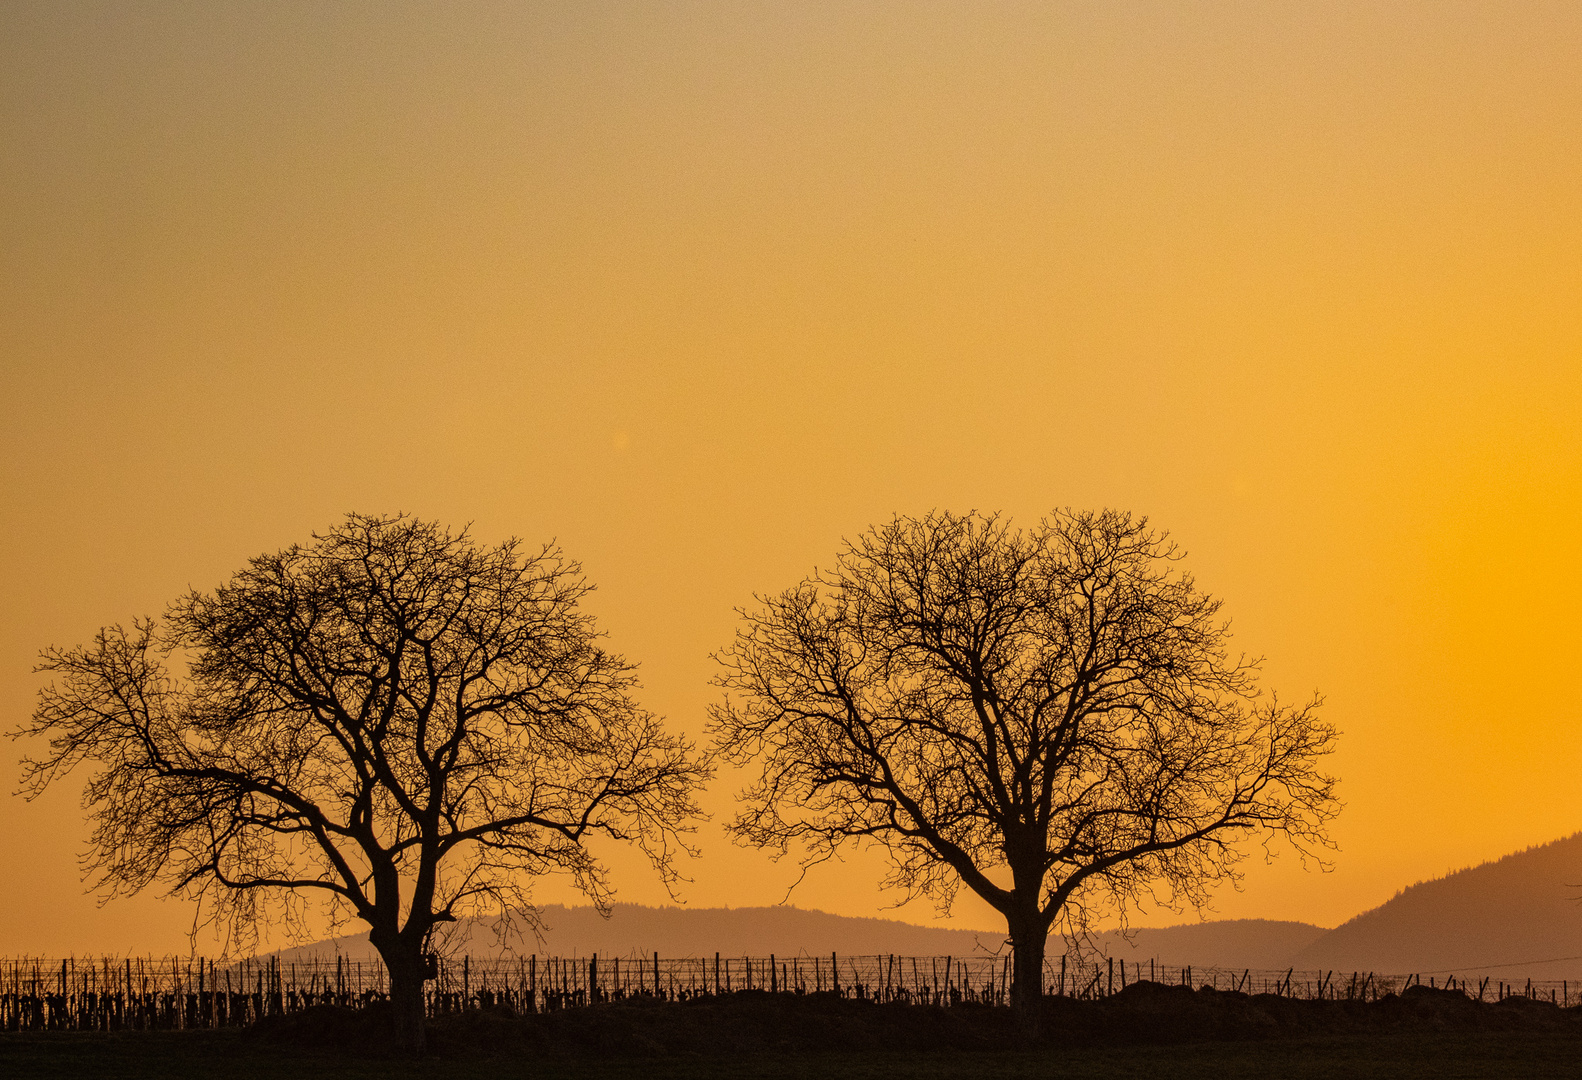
[710,509,1338,1023]
[19,513,709,1048]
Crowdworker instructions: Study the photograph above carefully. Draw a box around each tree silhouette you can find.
[17,513,708,1050]
[710,509,1337,1029]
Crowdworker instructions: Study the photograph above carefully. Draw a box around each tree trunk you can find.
[1007,913,1047,1040]
[374,938,428,1053]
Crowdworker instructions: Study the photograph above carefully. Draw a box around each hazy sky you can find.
[3,1,1580,956]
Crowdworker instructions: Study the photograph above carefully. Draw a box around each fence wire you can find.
[0,953,1573,1032]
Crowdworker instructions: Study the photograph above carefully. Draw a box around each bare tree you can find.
[17,513,709,1050]
[710,509,1337,1029]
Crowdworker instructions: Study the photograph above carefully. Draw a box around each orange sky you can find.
[2,2,1580,956]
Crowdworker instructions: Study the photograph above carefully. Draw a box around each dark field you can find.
[6,984,1582,1079]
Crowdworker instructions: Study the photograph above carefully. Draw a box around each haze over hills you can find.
[1092,919,1328,972]
[1291,832,1582,980]
[272,903,1324,973]
[270,834,1582,978]
[274,904,1003,965]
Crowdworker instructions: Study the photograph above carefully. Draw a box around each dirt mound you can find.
[422,991,1012,1058]
[245,1002,395,1053]
[245,985,1582,1059]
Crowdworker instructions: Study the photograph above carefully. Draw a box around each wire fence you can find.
[1,952,1574,1032]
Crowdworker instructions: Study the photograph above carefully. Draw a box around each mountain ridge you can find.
[1291,831,1582,979]
[268,832,1582,978]
[270,903,1325,973]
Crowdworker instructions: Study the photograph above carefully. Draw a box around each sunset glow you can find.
[2,2,1580,956]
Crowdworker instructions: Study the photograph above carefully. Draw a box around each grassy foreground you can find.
[4,1029,1581,1080]
[6,984,1582,1079]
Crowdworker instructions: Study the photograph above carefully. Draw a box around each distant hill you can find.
[1291,832,1582,979]
[1088,919,1328,972]
[271,903,1323,972]
[264,834,1582,979]
[272,903,1005,964]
